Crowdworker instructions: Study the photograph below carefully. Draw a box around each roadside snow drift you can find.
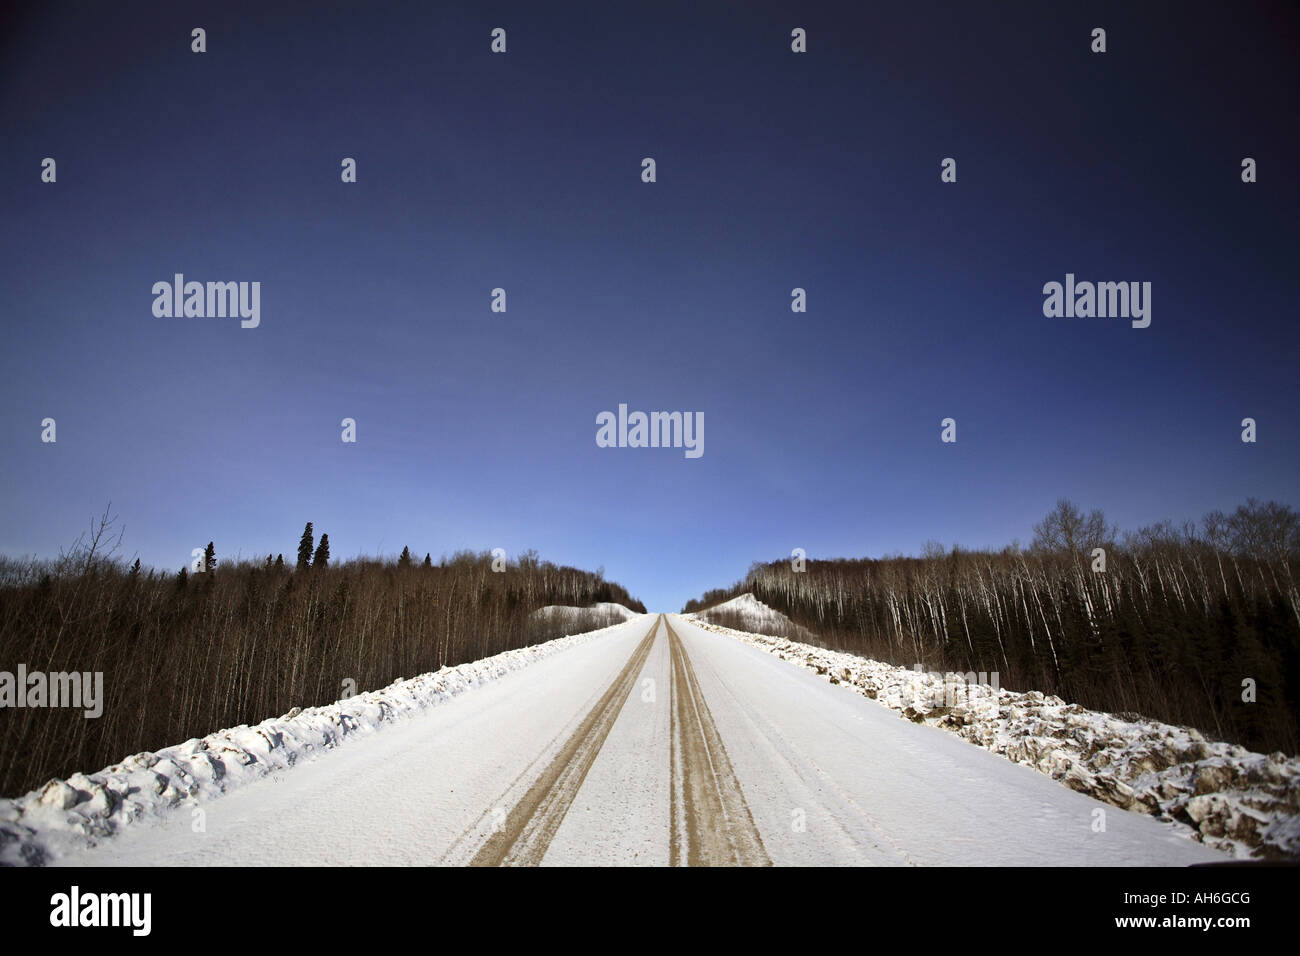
[0,617,641,867]
[690,610,1300,859]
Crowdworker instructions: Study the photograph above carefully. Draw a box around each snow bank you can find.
[531,602,638,623]
[0,619,637,867]
[686,593,818,643]
[686,593,792,630]
[688,614,1300,859]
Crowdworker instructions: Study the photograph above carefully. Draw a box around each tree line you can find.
[0,513,644,796]
[684,498,1300,754]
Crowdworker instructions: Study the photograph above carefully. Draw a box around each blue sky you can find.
[2,1,1297,610]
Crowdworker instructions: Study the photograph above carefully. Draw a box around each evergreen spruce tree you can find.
[398,546,412,568]
[423,553,432,568]
[275,554,284,569]
[203,541,216,573]
[297,523,314,570]
[313,534,330,568]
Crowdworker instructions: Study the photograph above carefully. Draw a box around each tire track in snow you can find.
[669,615,919,866]
[468,615,661,866]
[666,616,770,866]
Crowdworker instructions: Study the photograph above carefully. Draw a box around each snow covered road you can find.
[56,614,1224,866]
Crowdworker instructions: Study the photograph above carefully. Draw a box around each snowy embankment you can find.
[531,602,638,624]
[688,592,792,631]
[0,617,641,867]
[690,597,1300,859]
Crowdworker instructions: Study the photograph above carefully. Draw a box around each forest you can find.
[685,498,1300,755]
[0,514,643,797]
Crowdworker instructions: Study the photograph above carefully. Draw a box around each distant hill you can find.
[528,602,641,640]
[685,593,816,642]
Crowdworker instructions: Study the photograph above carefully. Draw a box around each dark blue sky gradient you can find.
[2,1,1297,610]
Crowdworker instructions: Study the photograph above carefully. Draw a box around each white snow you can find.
[686,592,797,632]
[686,592,818,644]
[51,616,657,867]
[687,602,1300,859]
[662,615,1223,865]
[0,614,644,867]
[531,602,638,623]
